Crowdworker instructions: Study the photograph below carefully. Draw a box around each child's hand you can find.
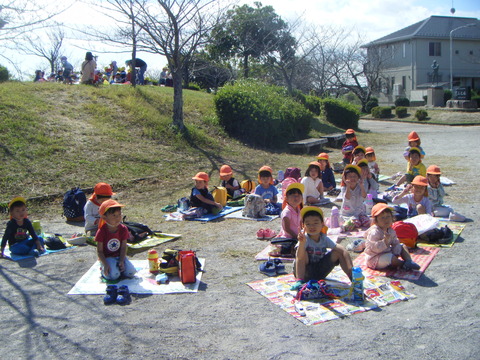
[37,244,45,252]
[103,263,110,276]
[215,202,223,209]
[118,260,125,272]
[404,184,412,193]
[297,226,306,243]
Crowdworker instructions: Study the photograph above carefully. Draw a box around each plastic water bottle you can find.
[32,220,43,236]
[352,266,365,303]
[330,206,340,228]
[365,193,374,216]
[148,249,159,274]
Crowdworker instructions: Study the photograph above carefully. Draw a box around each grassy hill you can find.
[0,82,346,214]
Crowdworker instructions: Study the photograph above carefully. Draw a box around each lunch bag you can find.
[63,187,87,222]
[392,221,418,248]
[211,186,227,207]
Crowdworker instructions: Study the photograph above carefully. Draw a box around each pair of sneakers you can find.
[259,259,287,276]
[104,285,131,305]
[256,228,276,240]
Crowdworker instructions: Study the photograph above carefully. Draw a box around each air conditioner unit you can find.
[393,84,403,96]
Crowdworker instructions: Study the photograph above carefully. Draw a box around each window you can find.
[402,76,406,91]
[403,43,406,58]
[429,42,441,56]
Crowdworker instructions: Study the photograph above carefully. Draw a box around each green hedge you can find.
[395,106,407,118]
[371,106,392,118]
[304,95,322,115]
[214,80,313,147]
[415,109,428,121]
[321,98,359,129]
[395,97,410,107]
[0,65,9,82]
[365,99,379,114]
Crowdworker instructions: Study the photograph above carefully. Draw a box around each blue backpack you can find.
[63,187,87,221]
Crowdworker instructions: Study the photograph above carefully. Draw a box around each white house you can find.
[363,16,480,105]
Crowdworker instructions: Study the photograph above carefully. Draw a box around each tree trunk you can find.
[243,54,249,78]
[172,71,184,131]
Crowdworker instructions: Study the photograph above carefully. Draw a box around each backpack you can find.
[211,186,227,207]
[284,167,302,181]
[63,187,87,222]
[179,250,198,284]
[294,280,336,301]
[177,197,190,211]
[122,217,154,242]
[44,235,67,250]
[242,194,266,218]
[240,179,256,194]
[392,221,418,248]
[418,225,453,244]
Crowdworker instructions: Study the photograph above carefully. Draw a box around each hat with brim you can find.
[357,159,369,167]
[192,172,209,182]
[411,175,428,187]
[285,182,304,195]
[426,165,442,175]
[344,164,361,176]
[258,166,273,176]
[317,152,329,161]
[219,165,233,177]
[371,203,394,217]
[408,131,420,142]
[300,206,324,220]
[345,129,355,135]
[308,161,321,168]
[409,147,421,155]
[94,182,115,196]
[353,145,366,154]
[8,196,26,209]
[99,199,125,216]
[365,147,375,154]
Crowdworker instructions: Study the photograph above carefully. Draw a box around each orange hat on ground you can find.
[192,172,209,182]
[219,165,233,178]
[411,175,428,187]
[317,152,329,161]
[426,165,442,175]
[94,182,115,196]
[408,131,420,142]
[371,203,394,217]
[365,147,375,154]
[345,129,355,135]
[99,199,125,216]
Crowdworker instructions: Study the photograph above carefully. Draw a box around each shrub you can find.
[415,109,428,121]
[395,97,410,107]
[0,65,9,82]
[471,95,480,108]
[371,106,392,118]
[304,95,322,115]
[365,99,379,114]
[185,83,201,91]
[214,80,313,148]
[444,90,452,105]
[395,106,408,118]
[320,98,359,129]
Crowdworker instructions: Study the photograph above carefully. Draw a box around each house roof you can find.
[363,16,480,47]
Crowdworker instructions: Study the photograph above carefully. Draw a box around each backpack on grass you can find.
[63,187,87,222]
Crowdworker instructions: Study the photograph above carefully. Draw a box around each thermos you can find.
[148,249,159,274]
[330,206,340,228]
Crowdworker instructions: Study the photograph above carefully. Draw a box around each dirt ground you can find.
[1,120,479,360]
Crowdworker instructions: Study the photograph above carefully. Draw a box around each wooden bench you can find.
[288,138,328,153]
[321,133,346,148]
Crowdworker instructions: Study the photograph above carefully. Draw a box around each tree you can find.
[209,2,289,78]
[189,52,235,92]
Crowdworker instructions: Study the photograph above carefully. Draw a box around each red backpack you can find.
[392,221,418,248]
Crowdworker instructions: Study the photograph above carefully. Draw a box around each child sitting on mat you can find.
[357,159,379,198]
[365,147,380,180]
[351,146,366,165]
[301,161,325,205]
[255,166,278,205]
[219,164,241,199]
[340,164,370,229]
[393,175,433,217]
[96,199,136,280]
[84,182,115,236]
[1,196,45,258]
[396,147,426,186]
[190,172,223,215]
[317,152,336,191]
[403,131,425,161]
[294,206,353,281]
[364,203,420,271]
[276,183,304,239]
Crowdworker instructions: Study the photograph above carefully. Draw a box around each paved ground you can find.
[1,120,479,360]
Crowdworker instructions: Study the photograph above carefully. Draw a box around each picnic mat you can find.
[353,246,440,280]
[247,268,415,325]
[165,206,241,222]
[224,211,280,221]
[417,221,466,248]
[86,233,181,255]
[3,234,75,261]
[68,259,205,295]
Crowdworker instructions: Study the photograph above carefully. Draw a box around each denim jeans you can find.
[10,236,44,256]
[101,256,136,280]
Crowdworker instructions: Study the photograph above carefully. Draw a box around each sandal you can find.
[273,258,287,275]
[259,260,276,276]
[256,229,265,240]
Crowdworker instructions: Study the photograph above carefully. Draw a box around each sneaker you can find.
[32,249,40,257]
[346,239,366,253]
[402,260,421,271]
[259,261,276,277]
[448,212,466,222]
[104,285,118,305]
[273,258,287,275]
[263,228,277,240]
[116,285,131,305]
[256,229,265,240]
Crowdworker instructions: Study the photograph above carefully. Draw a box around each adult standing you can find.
[81,52,96,85]
[126,58,147,85]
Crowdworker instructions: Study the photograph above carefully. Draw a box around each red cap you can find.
[99,199,125,215]
[192,172,209,182]
[94,182,115,196]
[345,129,355,135]
[411,175,428,187]
[408,131,420,142]
[371,203,394,217]
[426,165,441,175]
[317,152,329,161]
[219,165,233,177]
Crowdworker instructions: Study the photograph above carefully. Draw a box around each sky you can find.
[3,0,479,80]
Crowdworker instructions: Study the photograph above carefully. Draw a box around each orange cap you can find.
[411,175,428,187]
[219,165,233,177]
[317,152,329,161]
[365,147,375,154]
[308,161,321,167]
[258,165,273,175]
[345,129,355,135]
[408,131,420,142]
[426,165,442,175]
[94,182,115,196]
[192,172,209,182]
[99,199,125,215]
[371,203,394,217]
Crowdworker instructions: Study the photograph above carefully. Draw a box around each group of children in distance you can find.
[1,129,464,284]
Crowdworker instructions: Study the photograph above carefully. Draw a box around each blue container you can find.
[352,266,364,303]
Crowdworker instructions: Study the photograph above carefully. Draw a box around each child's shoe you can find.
[346,239,366,253]
[448,212,466,222]
[259,261,276,277]
[256,229,265,240]
[116,285,131,305]
[402,260,421,271]
[104,285,118,305]
[272,258,287,275]
[263,228,277,240]
[32,249,40,257]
